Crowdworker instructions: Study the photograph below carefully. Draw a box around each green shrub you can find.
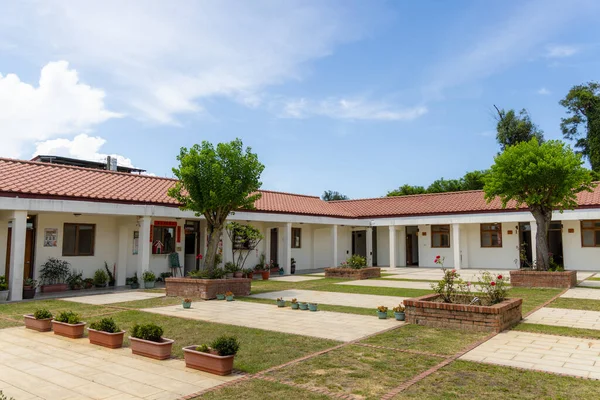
[196,343,210,353]
[93,269,108,286]
[188,268,225,279]
[210,335,240,356]
[89,317,120,333]
[0,276,7,291]
[39,258,71,285]
[131,323,163,342]
[33,309,52,320]
[66,270,83,289]
[55,311,81,324]
[142,271,156,282]
[344,254,367,269]
[0,390,15,400]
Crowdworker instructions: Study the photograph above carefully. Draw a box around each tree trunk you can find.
[532,207,552,271]
[204,224,223,272]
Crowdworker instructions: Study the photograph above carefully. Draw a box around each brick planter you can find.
[404,294,522,333]
[165,278,251,300]
[324,267,381,280]
[509,270,577,288]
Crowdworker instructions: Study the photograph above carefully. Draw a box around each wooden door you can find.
[270,228,278,265]
[406,234,413,265]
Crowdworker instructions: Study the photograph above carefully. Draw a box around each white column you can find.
[331,225,338,267]
[452,223,461,270]
[530,221,537,266]
[8,211,27,301]
[389,226,396,268]
[137,216,151,279]
[366,227,373,267]
[283,222,292,274]
[117,224,128,286]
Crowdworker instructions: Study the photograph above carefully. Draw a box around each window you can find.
[152,226,175,254]
[581,220,600,247]
[481,223,502,247]
[63,223,95,256]
[292,227,302,248]
[431,225,450,248]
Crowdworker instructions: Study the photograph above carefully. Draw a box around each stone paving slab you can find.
[461,330,600,379]
[579,280,600,288]
[335,279,434,290]
[525,307,600,330]
[269,275,323,282]
[249,289,407,309]
[59,291,165,305]
[142,301,402,342]
[561,288,600,300]
[0,327,240,400]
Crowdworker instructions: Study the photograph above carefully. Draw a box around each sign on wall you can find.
[133,231,139,255]
[44,228,58,247]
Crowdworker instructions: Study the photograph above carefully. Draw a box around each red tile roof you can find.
[0,157,599,218]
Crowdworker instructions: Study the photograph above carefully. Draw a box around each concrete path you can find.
[335,279,433,290]
[0,327,240,400]
[268,275,323,283]
[461,330,600,379]
[142,301,402,342]
[524,307,600,330]
[60,291,165,305]
[249,289,407,309]
[561,288,600,300]
[385,268,513,282]
[579,280,600,288]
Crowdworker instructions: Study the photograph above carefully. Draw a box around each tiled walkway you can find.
[385,268,513,282]
[525,307,600,330]
[60,292,165,305]
[268,275,322,282]
[0,327,241,400]
[461,331,600,379]
[578,280,600,288]
[142,301,402,342]
[249,289,407,309]
[561,288,600,300]
[335,279,433,290]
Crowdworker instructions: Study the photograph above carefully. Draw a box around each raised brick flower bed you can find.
[324,267,381,280]
[509,270,577,288]
[165,277,251,300]
[404,293,522,333]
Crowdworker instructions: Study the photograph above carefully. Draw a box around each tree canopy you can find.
[484,138,594,270]
[387,170,488,197]
[560,82,600,172]
[322,190,349,201]
[494,107,544,151]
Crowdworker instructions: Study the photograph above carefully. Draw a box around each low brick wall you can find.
[165,278,251,300]
[324,267,381,280]
[509,270,577,288]
[404,294,522,333]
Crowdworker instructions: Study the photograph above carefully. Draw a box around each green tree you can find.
[322,190,349,201]
[387,184,427,197]
[484,139,594,270]
[494,106,544,151]
[427,178,464,193]
[168,139,264,271]
[462,170,489,190]
[225,222,263,270]
[560,82,600,172]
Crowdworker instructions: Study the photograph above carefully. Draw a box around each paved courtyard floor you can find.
[142,301,402,342]
[525,307,600,330]
[59,292,165,305]
[384,268,514,282]
[461,330,600,379]
[249,289,407,308]
[335,279,433,290]
[0,327,241,400]
[561,287,600,300]
[578,280,600,288]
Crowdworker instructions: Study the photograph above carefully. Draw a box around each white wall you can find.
[418,225,455,268]
[376,226,389,266]
[464,223,519,270]
[562,220,600,271]
[313,227,331,268]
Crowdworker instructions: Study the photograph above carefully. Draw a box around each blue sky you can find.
[0,0,599,199]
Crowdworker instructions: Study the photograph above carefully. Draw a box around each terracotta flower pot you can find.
[183,346,235,376]
[129,336,174,360]
[233,272,243,278]
[88,329,126,349]
[261,271,270,280]
[52,320,86,339]
[23,314,52,332]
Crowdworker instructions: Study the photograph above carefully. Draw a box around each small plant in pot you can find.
[243,268,254,279]
[142,271,156,289]
[0,275,8,301]
[24,308,53,332]
[129,323,174,360]
[88,317,125,348]
[216,293,226,300]
[299,302,309,310]
[83,278,94,289]
[39,258,70,292]
[308,303,318,312]
[183,335,240,376]
[224,262,236,279]
[393,304,405,321]
[377,305,389,319]
[52,311,86,338]
[276,297,285,307]
[22,278,37,299]
[278,267,284,276]
[290,298,299,310]
[129,272,140,289]
[225,291,234,301]
[67,270,84,290]
[93,268,109,288]
[183,298,192,309]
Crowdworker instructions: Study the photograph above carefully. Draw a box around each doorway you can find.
[519,222,533,268]
[5,215,36,282]
[270,228,278,265]
[548,222,564,266]
[405,226,419,266]
[184,221,200,274]
[352,230,367,258]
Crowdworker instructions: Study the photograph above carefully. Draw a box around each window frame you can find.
[62,223,96,256]
[152,226,176,254]
[431,224,450,248]
[480,223,503,248]
[292,227,302,249]
[581,220,600,247]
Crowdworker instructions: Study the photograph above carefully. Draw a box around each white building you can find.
[1,157,600,301]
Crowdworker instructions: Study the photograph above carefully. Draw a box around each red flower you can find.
[451,269,456,273]
[435,255,440,260]
[196,254,203,260]
[497,274,503,280]
[490,281,496,286]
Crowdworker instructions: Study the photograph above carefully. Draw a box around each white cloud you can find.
[279,97,427,121]
[545,44,578,58]
[0,61,120,158]
[537,87,551,95]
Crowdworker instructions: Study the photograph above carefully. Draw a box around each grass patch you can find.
[90,310,339,373]
[548,297,600,311]
[314,283,432,298]
[361,324,488,356]
[266,345,439,400]
[0,318,23,329]
[0,299,114,321]
[195,379,331,400]
[393,359,600,399]
[513,322,600,340]
[238,296,385,317]
[507,288,562,314]
[586,277,600,281]
[249,277,348,295]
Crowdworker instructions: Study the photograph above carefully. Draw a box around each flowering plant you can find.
[291,298,298,304]
[377,306,388,313]
[196,254,203,260]
[184,298,192,303]
[431,256,471,303]
[225,291,234,297]
[477,272,509,304]
[393,304,405,313]
[276,297,283,302]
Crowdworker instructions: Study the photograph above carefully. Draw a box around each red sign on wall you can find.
[176,226,181,243]
[154,220,177,227]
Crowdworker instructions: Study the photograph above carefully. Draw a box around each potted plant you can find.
[393,304,406,321]
[83,278,94,289]
[276,297,285,307]
[253,265,263,280]
[93,268,109,288]
[105,262,116,287]
[130,273,140,289]
[308,303,318,312]
[278,267,284,276]
[0,276,8,301]
[38,258,70,292]
[66,270,84,290]
[129,323,174,360]
[299,302,308,310]
[23,309,53,331]
[261,265,270,281]
[183,298,192,309]
[216,293,226,300]
[142,271,156,289]
[22,278,37,299]
[269,261,279,276]
[290,298,299,310]
[183,335,240,376]
[243,268,254,280]
[225,291,234,301]
[88,317,125,348]
[377,306,388,319]
[52,311,86,338]
[224,262,236,279]
[291,258,296,275]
